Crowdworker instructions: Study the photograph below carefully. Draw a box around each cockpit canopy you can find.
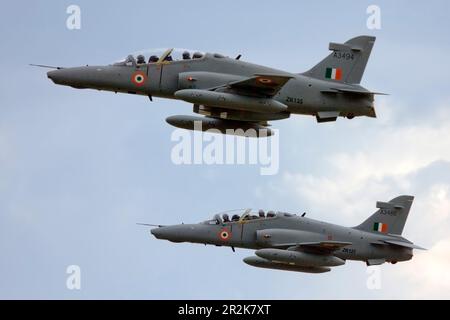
[203,209,296,225]
[113,48,206,66]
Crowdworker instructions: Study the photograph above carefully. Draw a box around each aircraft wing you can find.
[227,74,293,97]
[168,74,293,137]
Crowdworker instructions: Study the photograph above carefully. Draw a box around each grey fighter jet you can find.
[148,196,424,273]
[42,36,382,137]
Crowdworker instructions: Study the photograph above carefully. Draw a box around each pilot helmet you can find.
[182,51,191,60]
[192,52,203,59]
[149,55,159,63]
[136,54,145,64]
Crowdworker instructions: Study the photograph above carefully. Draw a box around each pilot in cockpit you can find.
[182,51,191,60]
[192,52,203,59]
[231,214,240,222]
[258,209,265,218]
[222,214,230,222]
[164,55,173,62]
[136,55,146,64]
[148,55,159,63]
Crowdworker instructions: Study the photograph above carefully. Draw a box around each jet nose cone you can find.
[151,226,177,241]
[47,69,70,85]
[151,228,164,239]
[46,67,93,88]
[150,225,194,243]
[47,69,60,83]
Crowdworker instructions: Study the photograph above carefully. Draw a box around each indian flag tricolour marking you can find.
[325,67,342,80]
[373,222,388,233]
[131,71,147,86]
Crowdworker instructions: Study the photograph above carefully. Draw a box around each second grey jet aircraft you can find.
[42,35,382,137]
[148,195,424,273]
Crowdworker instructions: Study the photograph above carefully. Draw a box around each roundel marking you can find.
[131,71,147,86]
[218,228,231,241]
[258,78,273,85]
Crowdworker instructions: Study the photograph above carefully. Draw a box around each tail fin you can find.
[302,35,376,84]
[354,195,414,235]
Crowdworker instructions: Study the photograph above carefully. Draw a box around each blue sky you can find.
[1,0,450,299]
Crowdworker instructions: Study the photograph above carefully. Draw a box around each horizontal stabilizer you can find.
[333,88,387,95]
[383,240,426,250]
[321,88,387,95]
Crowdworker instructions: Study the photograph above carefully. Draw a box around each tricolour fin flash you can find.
[354,195,414,235]
[302,35,376,84]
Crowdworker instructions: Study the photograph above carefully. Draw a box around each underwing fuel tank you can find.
[255,249,345,267]
[166,115,274,137]
[174,89,288,114]
[243,256,331,273]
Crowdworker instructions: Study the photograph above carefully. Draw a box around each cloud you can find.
[272,102,450,298]
[388,239,450,299]
[280,102,450,212]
